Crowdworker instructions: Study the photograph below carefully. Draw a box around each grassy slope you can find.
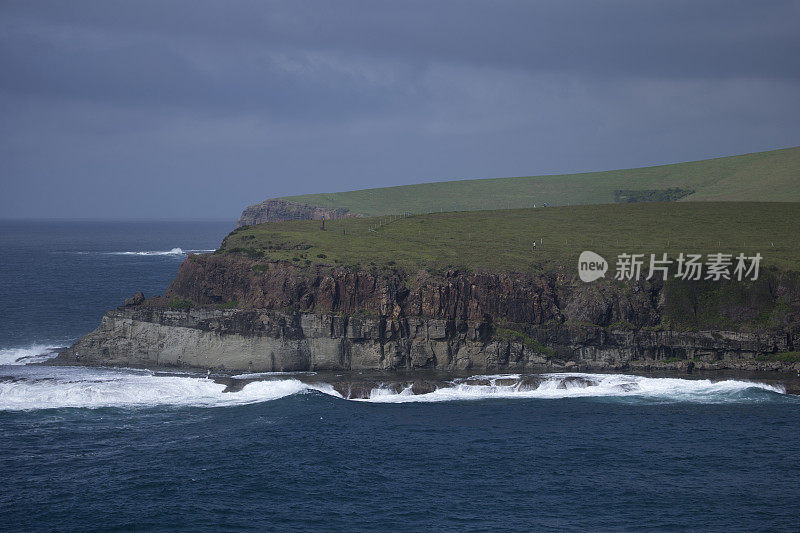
[275,146,800,216]
[222,202,800,273]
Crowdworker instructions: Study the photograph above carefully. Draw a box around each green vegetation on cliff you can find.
[661,270,799,332]
[221,202,800,273]
[169,296,194,310]
[274,146,800,216]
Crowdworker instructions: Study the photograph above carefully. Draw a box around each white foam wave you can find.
[107,248,215,256]
[0,370,787,411]
[356,373,786,404]
[63,248,215,257]
[0,367,339,411]
[0,345,60,365]
[231,371,317,379]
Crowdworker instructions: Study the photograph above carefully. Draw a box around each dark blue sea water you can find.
[0,220,231,350]
[1,222,799,532]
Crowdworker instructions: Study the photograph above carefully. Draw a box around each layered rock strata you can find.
[57,254,800,373]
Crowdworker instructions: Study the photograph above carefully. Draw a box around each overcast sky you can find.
[1,0,799,220]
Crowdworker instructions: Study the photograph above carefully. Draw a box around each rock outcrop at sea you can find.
[124,291,145,307]
[57,254,800,374]
[237,199,357,227]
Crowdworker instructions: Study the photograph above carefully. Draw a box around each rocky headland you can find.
[54,252,800,375]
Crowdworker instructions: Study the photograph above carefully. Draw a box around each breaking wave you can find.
[107,248,215,256]
[231,371,317,379]
[0,345,60,366]
[63,248,215,257]
[0,369,790,411]
[0,367,338,411]
[356,373,787,403]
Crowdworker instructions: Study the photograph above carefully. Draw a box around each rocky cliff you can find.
[57,253,800,373]
[62,305,795,374]
[237,199,358,226]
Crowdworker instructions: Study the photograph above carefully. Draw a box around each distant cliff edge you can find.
[237,199,359,227]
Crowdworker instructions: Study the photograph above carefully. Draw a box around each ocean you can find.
[1,221,799,531]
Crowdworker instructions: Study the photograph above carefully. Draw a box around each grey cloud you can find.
[0,1,799,219]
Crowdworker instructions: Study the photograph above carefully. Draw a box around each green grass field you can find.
[273,146,800,216]
[223,202,800,273]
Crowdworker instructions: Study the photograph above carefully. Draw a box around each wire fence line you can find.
[367,211,415,233]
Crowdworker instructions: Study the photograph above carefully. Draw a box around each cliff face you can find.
[59,253,800,373]
[64,306,794,373]
[237,199,357,226]
[163,254,662,328]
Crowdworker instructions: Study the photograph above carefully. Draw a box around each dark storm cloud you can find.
[1,0,799,219]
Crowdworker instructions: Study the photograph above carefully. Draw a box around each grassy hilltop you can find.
[273,146,800,216]
[222,202,800,273]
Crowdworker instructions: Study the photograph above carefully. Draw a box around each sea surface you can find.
[1,221,799,531]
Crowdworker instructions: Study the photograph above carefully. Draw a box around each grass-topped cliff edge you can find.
[208,201,800,334]
[222,202,800,273]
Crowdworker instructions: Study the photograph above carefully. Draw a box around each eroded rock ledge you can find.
[59,306,794,373]
[56,253,800,373]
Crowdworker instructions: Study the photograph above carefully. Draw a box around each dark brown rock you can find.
[58,252,800,375]
[124,291,145,307]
